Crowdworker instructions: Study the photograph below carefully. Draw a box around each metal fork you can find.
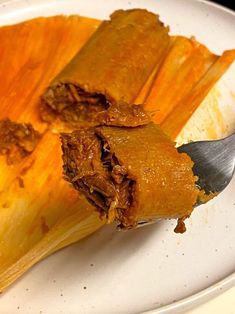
[136,133,235,228]
[177,133,235,198]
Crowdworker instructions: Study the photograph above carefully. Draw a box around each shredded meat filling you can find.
[0,118,40,164]
[100,139,134,214]
[41,84,109,124]
[41,84,150,128]
[61,129,135,223]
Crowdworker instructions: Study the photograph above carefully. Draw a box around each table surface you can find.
[185,286,235,314]
[211,0,235,10]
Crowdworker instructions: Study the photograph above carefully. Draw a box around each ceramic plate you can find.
[0,0,235,313]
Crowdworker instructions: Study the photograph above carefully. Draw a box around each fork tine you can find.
[178,133,235,194]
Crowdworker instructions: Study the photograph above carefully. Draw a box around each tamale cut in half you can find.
[61,123,199,230]
[41,9,170,125]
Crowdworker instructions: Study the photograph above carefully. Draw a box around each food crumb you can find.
[0,118,40,165]
[2,202,10,208]
[17,176,25,188]
[174,218,186,233]
[41,216,49,234]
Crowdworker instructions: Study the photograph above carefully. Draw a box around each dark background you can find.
[210,0,235,10]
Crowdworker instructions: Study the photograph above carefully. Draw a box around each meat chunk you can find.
[0,119,40,164]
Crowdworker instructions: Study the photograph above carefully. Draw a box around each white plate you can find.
[0,0,235,313]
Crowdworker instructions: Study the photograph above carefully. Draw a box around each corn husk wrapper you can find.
[0,13,234,291]
[0,15,105,292]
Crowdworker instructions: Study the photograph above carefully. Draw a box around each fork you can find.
[177,133,235,199]
[134,133,235,228]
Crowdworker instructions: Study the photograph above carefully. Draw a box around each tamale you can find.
[41,9,170,125]
[61,123,199,229]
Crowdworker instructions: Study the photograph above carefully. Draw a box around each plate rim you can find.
[143,272,235,314]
